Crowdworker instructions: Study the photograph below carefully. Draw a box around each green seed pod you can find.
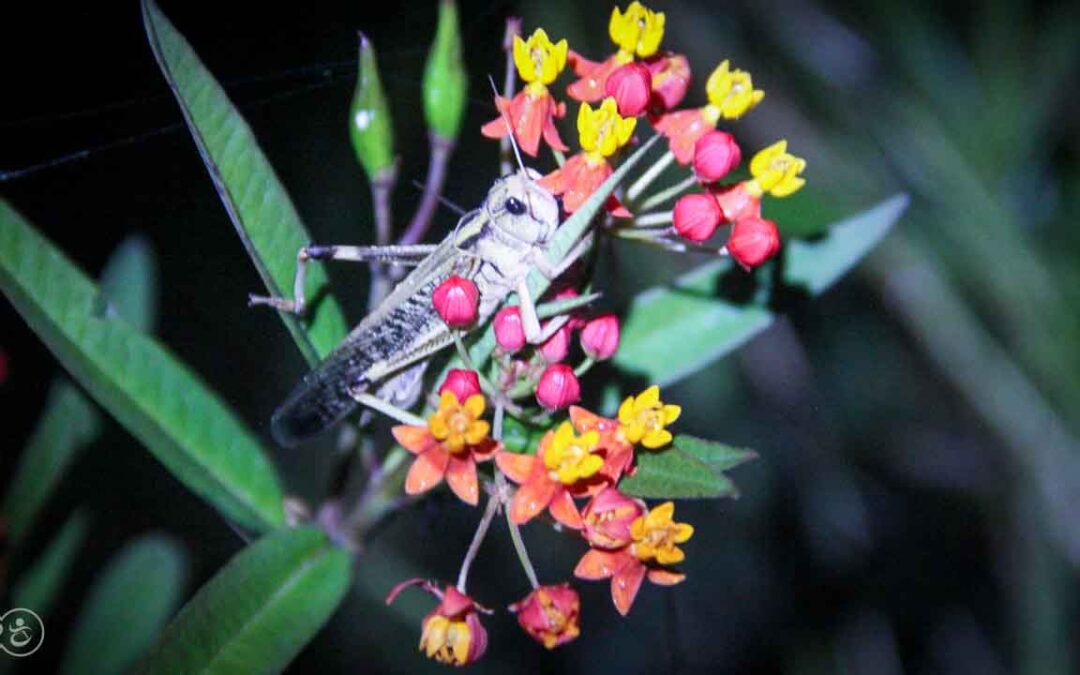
[350,33,395,180]
[422,0,468,142]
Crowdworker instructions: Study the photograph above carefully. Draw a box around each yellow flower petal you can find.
[642,428,672,449]
[652,501,676,522]
[635,385,660,410]
[663,404,682,424]
[674,523,695,543]
[618,396,635,424]
[656,546,685,565]
[579,454,604,478]
[464,393,485,418]
[512,34,535,82]
[464,420,490,445]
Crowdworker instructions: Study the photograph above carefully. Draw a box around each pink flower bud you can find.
[673,192,722,243]
[510,583,581,649]
[645,53,691,112]
[438,369,482,401]
[581,487,646,549]
[604,62,652,117]
[539,323,572,363]
[727,216,781,270]
[433,275,479,328]
[580,314,619,360]
[711,182,761,223]
[693,131,741,183]
[494,306,526,352]
[536,364,581,410]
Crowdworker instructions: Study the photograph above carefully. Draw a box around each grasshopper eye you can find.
[505,197,526,216]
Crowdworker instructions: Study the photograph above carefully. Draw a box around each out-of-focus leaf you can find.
[142,0,348,365]
[500,416,549,454]
[138,527,351,675]
[675,435,758,473]
[99,234,158,334]
[2,381,100,544]
[619,447,738,499]
[615,194,908,386]
[11,510,90,615]
[60,534,188,675]
[0,201,286,532]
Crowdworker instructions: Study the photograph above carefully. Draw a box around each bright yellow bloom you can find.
[704,60,764,122]
[420,614,473,666]
[630,501,694,565]
[543,421,603,485]
[618,385,680,449]
[513,28,568,90]
[577,97,637,159]
[428,391,490,454]
[609,1,666,59]
[748,140,806,197]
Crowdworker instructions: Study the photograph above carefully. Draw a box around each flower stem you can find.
[456,492,500,592]
[399,135,453,247]
[497,471,540,589]
[367,167,398,308]
[574,356,596,378]
[627,148,675,203]
[638,174,697,212]
[631,211,674,228]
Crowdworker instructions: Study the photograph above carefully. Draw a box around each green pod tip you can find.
[350,32,396,180]
[422,0,468,142]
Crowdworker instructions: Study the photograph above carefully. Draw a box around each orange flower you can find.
[574,501,692,615]
[496,422,608,528]
[569,406,636,483]
[510,583,581,649]
[567,2,666,103]
[393,391,498,506]
[386,579,490,667]
[652,108,714,164]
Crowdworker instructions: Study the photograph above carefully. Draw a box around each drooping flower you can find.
[673,192,722,243]
[510,583,581,649]
[387,579,490,667]
[496,421,607,528]
[618,385,681,449]
[567,2,666,103]
[580,314,620,360]
[439,369,482,402]
[727,216,781,270]
[654,60,764,164]
[433,275,479,328]
[538,97,636,215]
[393,391,498,505]
[481,28,569,157]
[535,363,581,410]
[745,139,806,198]
[574,501,693,615]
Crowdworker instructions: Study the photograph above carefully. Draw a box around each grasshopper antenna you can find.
[487,74,528,177]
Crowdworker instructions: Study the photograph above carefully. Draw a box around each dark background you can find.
[3,0,1078,673]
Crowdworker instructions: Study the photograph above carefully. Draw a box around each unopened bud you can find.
[580,314,620,360]
[433,275,479,327]
[673,192,721,243]
[693,130,741,183]
[350,34,396,180]
[439,369,482,401]
[422,0,468,141]
[727,216,780,270]
[604,62,652,117]
[494,306,526,352]
[536,364,581,410]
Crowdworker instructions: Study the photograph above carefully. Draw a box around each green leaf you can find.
[11,510,91,615]
[138,527,351,675]
[500,416,550,454]
[2,380,100,544]
[100,234,158,334]
[674,434,757,473]
[1,200,286,532]
[142,0,348,365]
[615,194,908,386]
[61,535,188,675]
[619,447,738,499]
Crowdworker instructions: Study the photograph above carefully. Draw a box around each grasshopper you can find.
[251,164,593,447]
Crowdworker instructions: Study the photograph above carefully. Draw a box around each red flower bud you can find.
[727,216,781,270]
[539,322,572,363]
[510,583,581,649]
[438,369,482,402]
[433,275,479,328]
[673,192,722,243]
[645,53,691,112]
[536,364,581,410]
[693,131,741,183]
[604,62,652,117]
[711,182,761,223]
[494,306,526,352]
[580,314,620,360]
[581,487,646,549]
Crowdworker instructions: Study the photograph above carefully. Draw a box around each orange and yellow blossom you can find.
[393,391,498,506]
[567,2,666,102]
[386,580,489,667]
[481,28,569,157]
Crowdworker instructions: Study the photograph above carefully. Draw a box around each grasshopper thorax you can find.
[483,169,560,246]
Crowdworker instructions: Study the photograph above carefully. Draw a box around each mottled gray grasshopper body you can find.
[258,170,578,447]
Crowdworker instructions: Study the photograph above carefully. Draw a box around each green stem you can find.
[456,492,500,592]
[637,174,697,212]
[627,149,676,202]
[496,471,539,589]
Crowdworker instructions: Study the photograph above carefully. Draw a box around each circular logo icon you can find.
[0,608,45,657]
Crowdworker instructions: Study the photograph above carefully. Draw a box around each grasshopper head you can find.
[485,169,560,245]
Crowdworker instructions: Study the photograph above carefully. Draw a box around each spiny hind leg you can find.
[248,244,438,316]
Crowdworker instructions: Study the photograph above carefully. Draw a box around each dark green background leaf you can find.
[99,234,158,334]
[11,510,91,616]
[674,434,757,473]
[620,447,738,499]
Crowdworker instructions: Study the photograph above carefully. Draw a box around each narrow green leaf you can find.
[142,0,348,364]
[100,234,158,334]
[1,200,286,532]
[138,527,351,675]
[615,194,908,386]
[11,510,91,615]
[61,535,188,675]
[2,380,100,544]
[619,447,738,499]
[674,434,757,473]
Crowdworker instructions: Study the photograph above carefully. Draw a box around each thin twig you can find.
[399,135,454,247]
[637,174,697,212]
[456,493,501,592]
[627,148,676,202]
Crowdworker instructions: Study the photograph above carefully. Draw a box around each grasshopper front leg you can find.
[249,244,438,316]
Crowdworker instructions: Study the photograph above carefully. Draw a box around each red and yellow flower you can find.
[496,421,608,528]
[574,500,693,615]
[393,391,498,506]
[481,28,569,157]
[510,583,581,649]
[654,60,765,163]
[386,579,490,667]
[538,97,636,215]
[567,2,666,103]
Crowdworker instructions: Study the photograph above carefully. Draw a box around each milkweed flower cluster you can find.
[390,2,790,666]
